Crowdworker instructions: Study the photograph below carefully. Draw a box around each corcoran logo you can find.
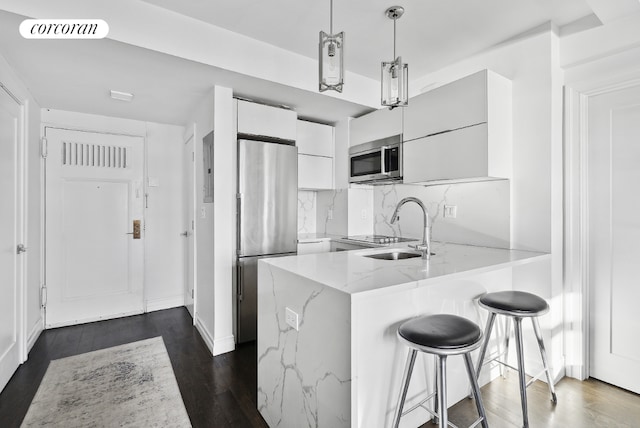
[19,19,109,39]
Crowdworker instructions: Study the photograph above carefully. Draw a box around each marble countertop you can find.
[297,233,340,243]
[263,242,549,300]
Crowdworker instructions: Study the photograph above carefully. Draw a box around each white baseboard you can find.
[195,316,214,355]
[213,335,235,356]
[27,317,44,353]
[145,295,185,313]
[47,310,145,329]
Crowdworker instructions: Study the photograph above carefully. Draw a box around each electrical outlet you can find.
[201,206,206,219]
[285,307,299,331]
[444,205,457,219]
[327,209,333,220]
[361,209,367,220]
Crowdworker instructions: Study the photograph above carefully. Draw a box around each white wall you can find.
[40,109,187,314]
[212,86,235,355]
[144,122,186,310]
[187,86,235,356]
[188,90,216,352]
[410,27,565,380]
[0,53,42,358]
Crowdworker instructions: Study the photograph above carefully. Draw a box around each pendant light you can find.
[319,0,344,92]
[381,6,408,108]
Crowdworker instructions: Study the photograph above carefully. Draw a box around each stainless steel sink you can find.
[362,250,423,260]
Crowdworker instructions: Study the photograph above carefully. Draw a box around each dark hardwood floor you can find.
[1,307,638,427]
[0,308,268,428]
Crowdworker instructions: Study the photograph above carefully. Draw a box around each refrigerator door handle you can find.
[238,264,244,302]
[236,193,243,256]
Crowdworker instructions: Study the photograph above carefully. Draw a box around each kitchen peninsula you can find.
[257,242,549,428]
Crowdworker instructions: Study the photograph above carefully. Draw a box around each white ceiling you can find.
[140,0,595,80]
[0,1,623,126]
[0,11,372,125]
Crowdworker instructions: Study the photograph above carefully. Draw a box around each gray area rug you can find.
[21,337,192,427]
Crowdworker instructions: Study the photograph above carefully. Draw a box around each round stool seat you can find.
[479,291,549,317]
[398,314,482,351]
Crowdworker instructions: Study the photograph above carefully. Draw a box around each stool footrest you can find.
[486,358,552,389]
[399,391,436,418]
[526,368,554,389]
[400,391,484,428]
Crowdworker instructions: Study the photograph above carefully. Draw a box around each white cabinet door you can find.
[237,100,296,140]
[297,120,333,157]
[403,123,489,183]
[297,241,331,255]
[403,70,487,142]
[350,107,403,146]
[298,154,333,190]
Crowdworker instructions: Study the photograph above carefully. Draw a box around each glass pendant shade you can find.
[319,31,344,92]
[381,56,408,107]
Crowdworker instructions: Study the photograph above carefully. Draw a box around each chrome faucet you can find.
[390,197,431,260]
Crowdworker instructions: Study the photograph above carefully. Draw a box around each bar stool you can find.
[392,314,489,428]
[475,291,557,428]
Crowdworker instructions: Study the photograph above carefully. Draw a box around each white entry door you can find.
[0,85,24,392]
[45,128,145,327]
[588,83,640,393]
[183,134,195,317]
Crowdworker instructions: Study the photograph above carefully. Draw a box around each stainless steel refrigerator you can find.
[236,138,298,343]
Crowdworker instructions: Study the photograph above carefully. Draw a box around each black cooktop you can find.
[342,235,416,244]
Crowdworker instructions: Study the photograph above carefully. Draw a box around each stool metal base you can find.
[476,313,557,428]
[393,347,489,428]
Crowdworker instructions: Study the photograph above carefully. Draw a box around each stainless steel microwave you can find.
[349,134,402,184]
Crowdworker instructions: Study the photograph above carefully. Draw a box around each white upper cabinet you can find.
[403,70,490,142]
[403,70,512,184]
[297,120,334,157]
[237,99,297,141]
[403,123,489,183]
[298,154,333,190]
[350,107,403,146]
[296,120,335,190]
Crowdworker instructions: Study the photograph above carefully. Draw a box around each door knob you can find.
[125,220,141,239]
[181,231,189,237]
[16,244,27,254]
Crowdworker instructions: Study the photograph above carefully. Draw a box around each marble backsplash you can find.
[316,189,348,236]
[297,190,317,233]
[373,180,510,248]
[299,179,509,248]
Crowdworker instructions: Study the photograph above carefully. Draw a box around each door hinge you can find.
[41,285,47,308]
[191,289,194,299]
[192,151,195,162]
[41,137,48,159]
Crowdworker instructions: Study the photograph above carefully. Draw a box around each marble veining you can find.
[262,242,548,299]
[258,262,351,427]
[258,242,547,428]
[298,190,317,233]
[374,181,510,248]
[316,189,348,236]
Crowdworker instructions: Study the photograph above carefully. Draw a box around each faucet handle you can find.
[409,244,431,260]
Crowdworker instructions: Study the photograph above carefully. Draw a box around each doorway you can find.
[183,133,195,317]
[44,127,145,327]
[0,84,25,392]
[587,82,640,393]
